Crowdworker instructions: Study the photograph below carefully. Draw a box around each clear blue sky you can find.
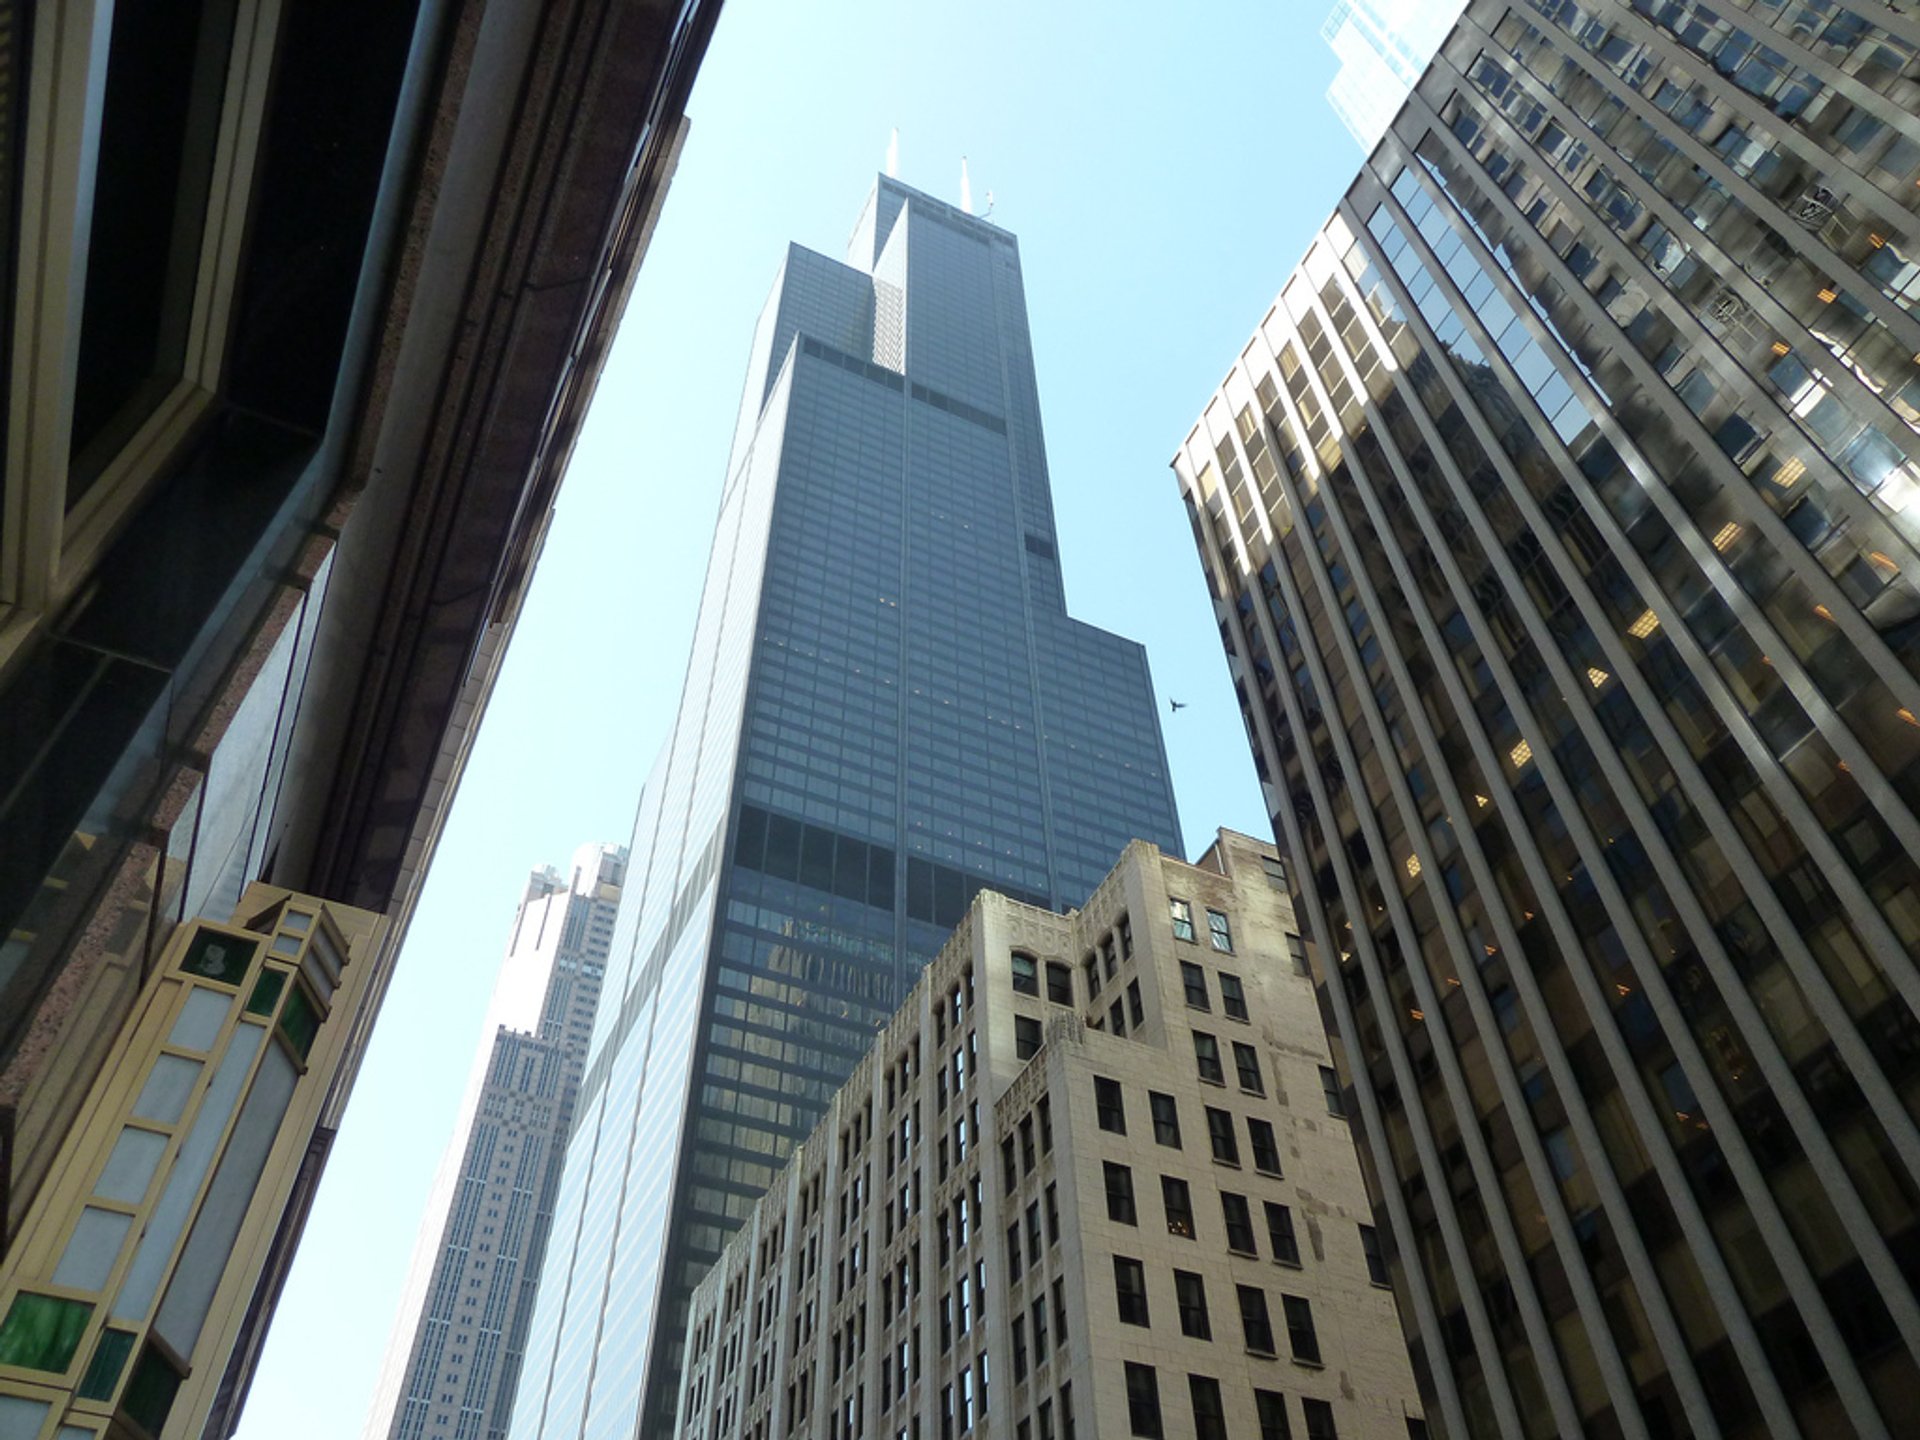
[240,3,1364,1433]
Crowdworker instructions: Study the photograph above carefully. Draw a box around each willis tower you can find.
[510,175,1182,1439]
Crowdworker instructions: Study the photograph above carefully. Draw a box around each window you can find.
[1007,1222,1023,1282]
[1052,1276,1069,1345]
[1256,1390,1293,1440]
[1319,1066,1345,1117]
[1222,1192,1257,1255]
[1104,1162,1137,1225]
[1046,962,1073,1005]
[1017,1016,1042,1060]
[1287,935,1310,978]
[1238,1285,1276,1354]
[1037,1399,1054,1440]
[1284,1295,1321,1364]
[1205,1106,1240,1165]
[1118,914,1133,958]
[1003,1138,1018,1194]
[1266,1202,1301,1265]
[1102,940,1119,981]
[1032,1295,1049,1363]
[1219,972,1249,1022]
[1108,998,1128,1037]
[1113,1256,1150,1326]
[1189,1375,1228,1440]
[1170,898,1196,941]
[1013,952,1039,995]
[1361,1224,1389,1286]
[1082,953,1100,996]
[1027,1202,1042,1264]
[1046,1183,1060,1244]
[1125,1363,1163,1438]
[1303,1398,1338,1439]
[1162,1176,1195,1239]
[1127,978,1145,1028]
[1039,1096,1053,1152]
[1194,1033,1224,1085]
[1248,1118,1282,1175]
[1181,961,1210,1011]
[1096,1077,1126,1134]
[1150,1092,1182,1148]
[1262,854,1288,887]
[1012,1314,1028,1381]
[1233,1042,1264,1095]
[1207,909,1233,953]
[1021,1117,1036,1173]
[1174,1269,1211,1339]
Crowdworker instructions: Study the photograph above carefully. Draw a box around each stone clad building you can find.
[674,831,1425,1440]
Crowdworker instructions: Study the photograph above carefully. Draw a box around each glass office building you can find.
[510,176,1181,1440]
[1174,3,1920,1437]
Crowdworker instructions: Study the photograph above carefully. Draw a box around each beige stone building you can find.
[674,831,1425,1440]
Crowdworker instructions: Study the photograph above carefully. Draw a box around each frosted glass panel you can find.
[113,1024,263,1322]
[168,987,230,1052]
[132,1054,202,1126]
[154,1042,297,1355]
[0,1396,50,1440]
[53,1206,134,1291]
[97,1126,169,1204]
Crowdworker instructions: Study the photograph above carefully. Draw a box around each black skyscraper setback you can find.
[509,176,1181,1440]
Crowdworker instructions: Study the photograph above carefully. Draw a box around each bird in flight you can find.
[1168,699,1188,713]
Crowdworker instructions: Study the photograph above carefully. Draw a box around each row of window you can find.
[1169,897,1235,952]
[1113,1256,1319,1362]
[1122,1363,1346,1440]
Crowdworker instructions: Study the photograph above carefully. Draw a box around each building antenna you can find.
[885,127,899,179]
[960,156,972,213]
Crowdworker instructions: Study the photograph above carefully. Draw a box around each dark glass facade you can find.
[1175,4,1920,1437]
[511,177,1181,1440]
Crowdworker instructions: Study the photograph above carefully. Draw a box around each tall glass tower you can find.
[508,176,1181,1440]
[1177,2,1920,1436]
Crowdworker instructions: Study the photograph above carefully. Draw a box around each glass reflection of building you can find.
[1173,3,1920,1437]
[1322,0,1469,151]
[509,176,1182,1440]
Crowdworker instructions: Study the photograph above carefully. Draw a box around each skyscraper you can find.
[1175,3,1920,1436]
[675,831,1426,1440]
[1321,0,1466,151]
[509,177,1182,1440]
[365,845,625,1440]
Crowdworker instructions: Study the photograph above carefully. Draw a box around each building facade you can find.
[0,1,717,1435]
[366,845,626,1440]
[1322,0,1467,152]
[675,831,1425,1440]
[0,885,386,1440]
[508,177,1183,1440]
[1174,3,1920,1437]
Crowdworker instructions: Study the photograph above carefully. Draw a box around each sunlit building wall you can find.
[365,845,625,1440]
[1175,2,1920,1435]
[675,832,1425,1440]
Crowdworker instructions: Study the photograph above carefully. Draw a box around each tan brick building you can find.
[674,830,1425,1439]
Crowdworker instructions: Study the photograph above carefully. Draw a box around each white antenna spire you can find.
[960,156,972,213]
[885,127,899,179]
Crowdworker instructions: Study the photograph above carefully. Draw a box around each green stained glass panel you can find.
[77,1326,136,1400]
[245,968,287,1017]
[180,930,256,984]
[0,1290,93,1372]
[121,1344,182,1436]
[278,984,319,1061]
